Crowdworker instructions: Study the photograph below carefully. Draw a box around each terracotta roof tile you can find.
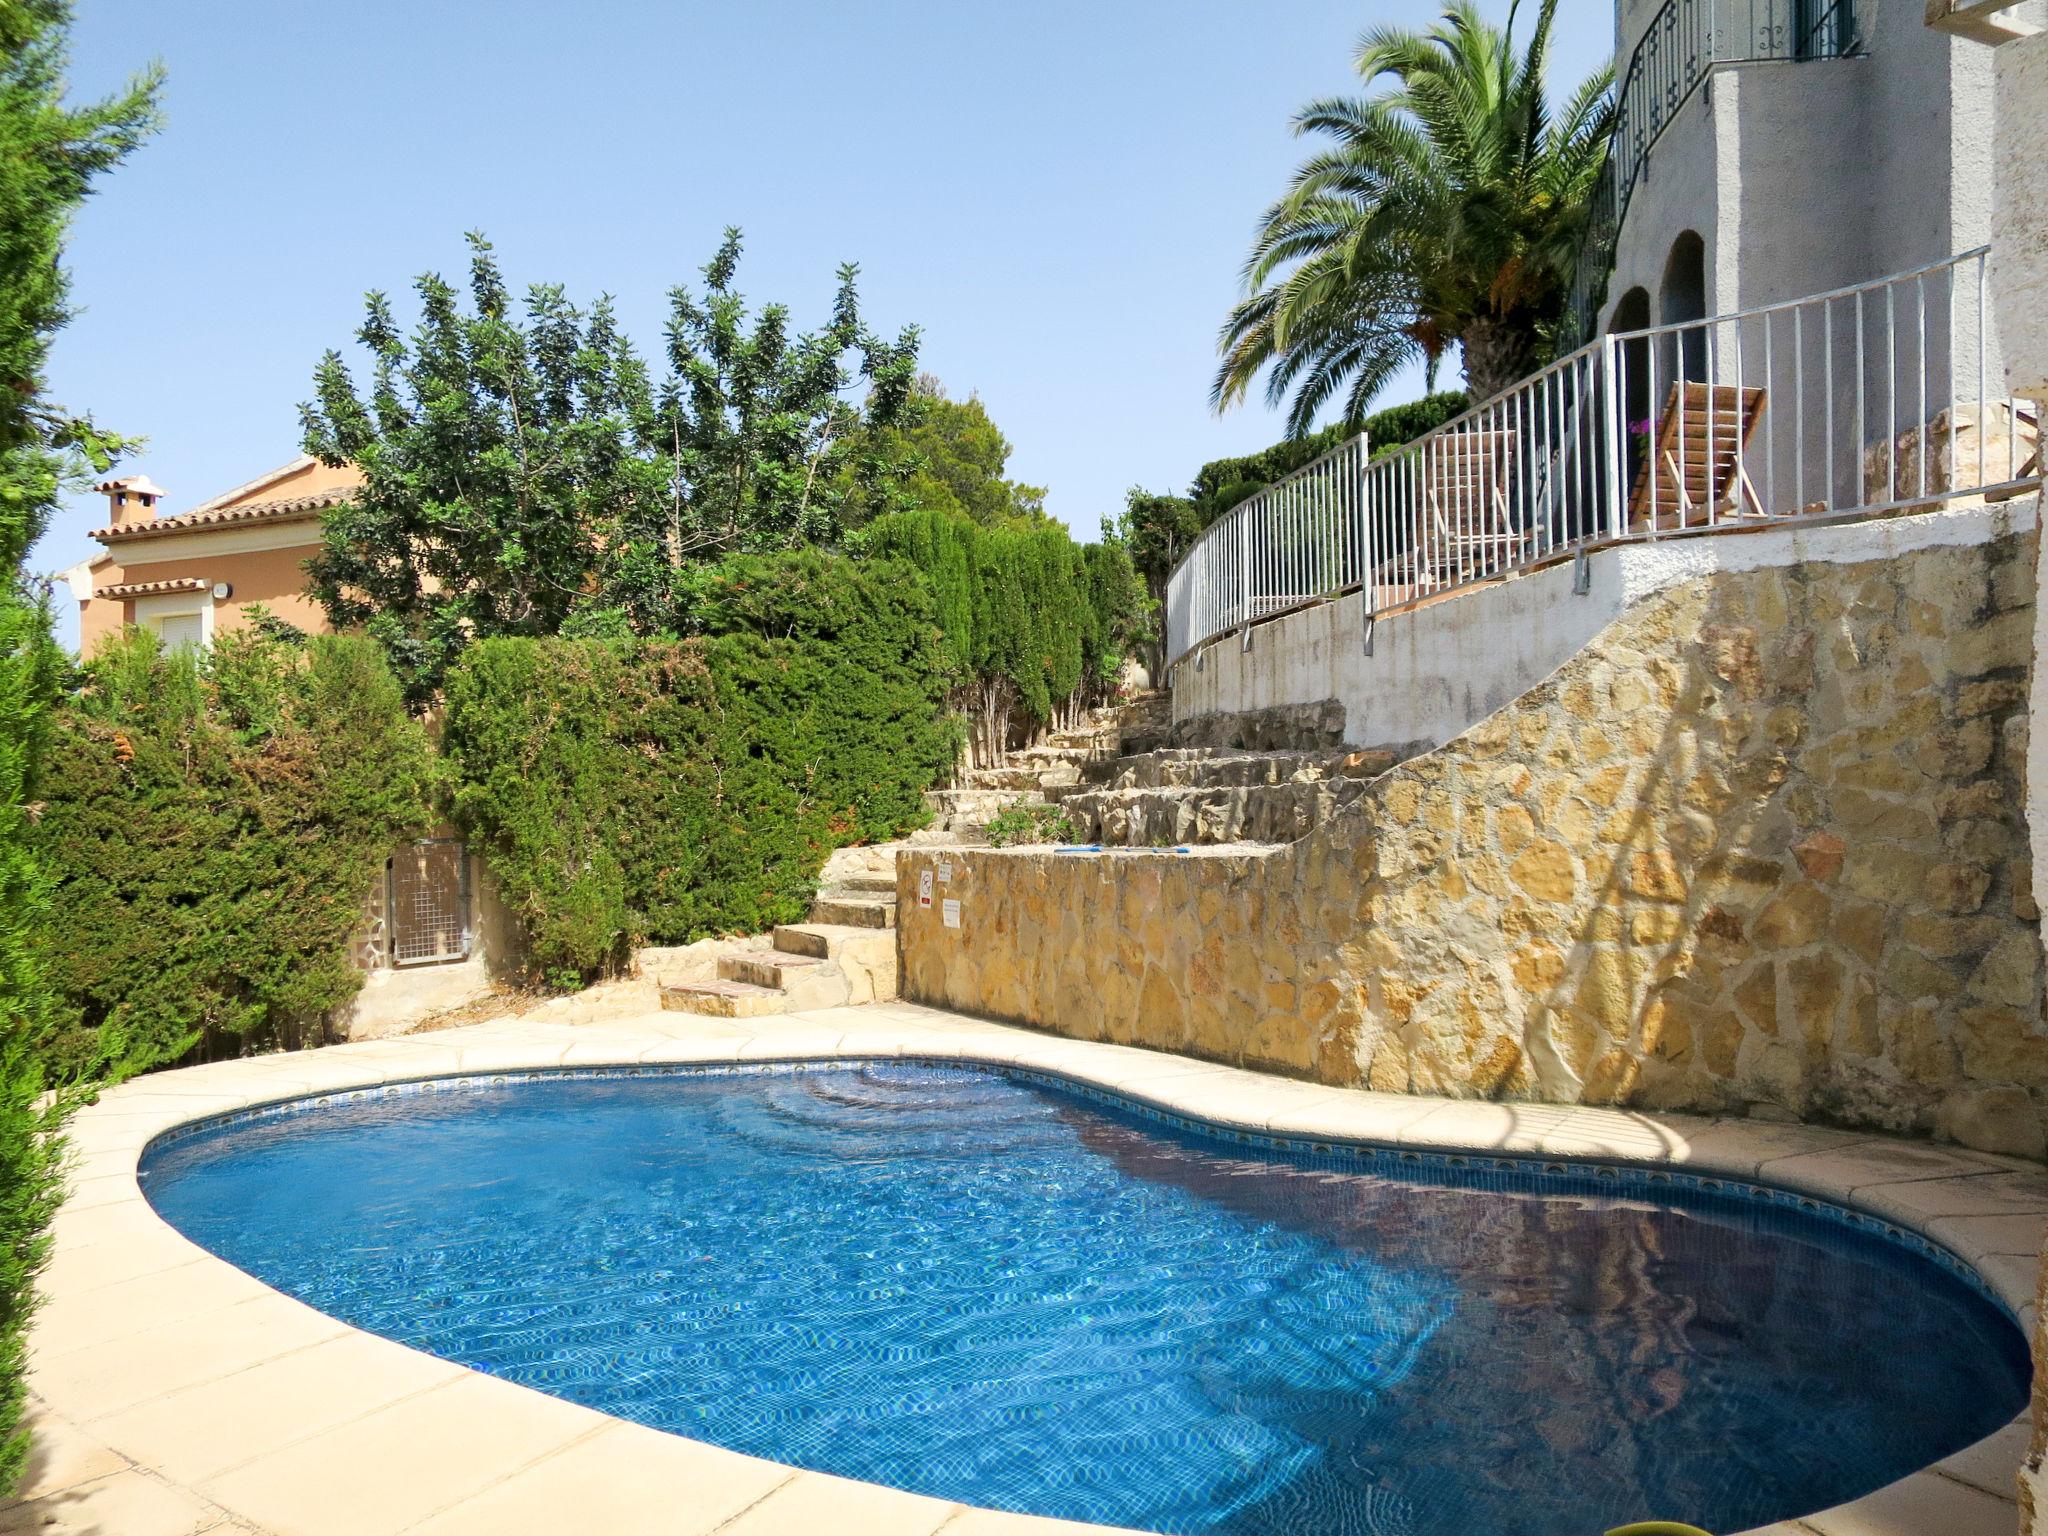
[89,486,353,543]
[94,577,210,599]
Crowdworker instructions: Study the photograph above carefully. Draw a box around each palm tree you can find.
[1214,0,1614,435]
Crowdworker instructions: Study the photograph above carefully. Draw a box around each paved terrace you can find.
[6,1003,2043,1536]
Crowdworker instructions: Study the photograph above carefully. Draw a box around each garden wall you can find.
[1170,489,2037,756]
[903,502,2048,1158]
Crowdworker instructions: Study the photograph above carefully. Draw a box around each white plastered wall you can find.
[1171,497,2039,752]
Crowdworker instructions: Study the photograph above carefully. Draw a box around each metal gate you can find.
[387,839,472,966]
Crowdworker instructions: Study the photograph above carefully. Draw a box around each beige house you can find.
[67,453,510,1036]
[71,455,361,654]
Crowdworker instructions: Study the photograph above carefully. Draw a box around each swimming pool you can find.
[141,1061,2029,1536]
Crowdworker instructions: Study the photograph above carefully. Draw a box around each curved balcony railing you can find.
[1563,0,1863,344]
[1167,248,2037,673]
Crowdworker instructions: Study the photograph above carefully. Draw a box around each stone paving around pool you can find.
[6,1002,2043,1536]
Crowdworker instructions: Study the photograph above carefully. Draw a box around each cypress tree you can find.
[0,1,160,1490]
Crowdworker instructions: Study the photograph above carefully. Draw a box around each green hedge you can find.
[444,550,953,982]
[31,629,441,1076]
[1190,391,1470,517]
[865,508,1146,750]
[0,581,61,1494]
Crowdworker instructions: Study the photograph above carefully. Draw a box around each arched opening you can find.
[1660,232,1708,383]
[1609,287,1654,493]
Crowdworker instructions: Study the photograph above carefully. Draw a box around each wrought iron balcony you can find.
[1562,0,1863,346]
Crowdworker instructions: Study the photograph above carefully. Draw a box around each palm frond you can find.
[1219,0,1614,431]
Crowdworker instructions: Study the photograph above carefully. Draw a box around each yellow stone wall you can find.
[901,531,2047,1158]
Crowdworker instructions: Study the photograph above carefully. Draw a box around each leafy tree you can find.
[302,229,921,699]
[0,0,159,1492]
[643,230,922,561]
[1081,540,1149,691]
[1110,490,1204,677]
[1214,0,1613,431]
[303,235,668,698]
[848,377,1047,528]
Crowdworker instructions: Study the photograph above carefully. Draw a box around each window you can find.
[153,610,205,651]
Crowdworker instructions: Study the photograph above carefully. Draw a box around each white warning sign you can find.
[918,869,934,909]
[942,898,962,929]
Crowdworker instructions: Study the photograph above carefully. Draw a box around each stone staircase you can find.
[653,690,1186,1015]
[1048,745,1402,847]
[921,692,1169,842]
[660,871,898,1017]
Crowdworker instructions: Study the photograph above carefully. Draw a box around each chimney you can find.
[96,475,168,528]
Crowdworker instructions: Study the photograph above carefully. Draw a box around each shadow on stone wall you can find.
[902,523,2045,1159]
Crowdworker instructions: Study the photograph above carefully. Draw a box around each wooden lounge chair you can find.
[1628,381,1768,532]
[1378,429,1532,589]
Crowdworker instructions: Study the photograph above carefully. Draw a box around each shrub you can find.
[984,803,1080,848]
[30,630,441,1076]
[444,551,953,982]
[1189,391,1470,517]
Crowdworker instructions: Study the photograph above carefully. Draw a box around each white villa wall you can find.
[1600,0,2005,336]
[1994,32,2048,406]
[1602,79,1725,320]
[1171,498,2039,751]
[1172,557,1614,753]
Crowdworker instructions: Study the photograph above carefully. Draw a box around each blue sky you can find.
[38,0,1609,633]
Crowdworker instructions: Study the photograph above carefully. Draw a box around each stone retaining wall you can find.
[902,521,2048,1157]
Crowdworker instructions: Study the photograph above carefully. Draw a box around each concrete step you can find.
[809,896,897,929]
[719,952,826,990]
[660,979,788,1017]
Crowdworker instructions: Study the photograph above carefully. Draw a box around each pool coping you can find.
[8,1001,2044,1536]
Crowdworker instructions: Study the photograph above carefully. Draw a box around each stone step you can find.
[660,979,788,1017]
[1169,699,1346,752]
[719,952,826,990]
[773,922,893,961]
[770,923,897,1007]
[1071,746,1400,795]
[809,896,897,929]
[959,760,1086,791]
[1059,778,1375,848]
[962,766,1046,791]
[832,873,899,895]
[923,786,1043,832]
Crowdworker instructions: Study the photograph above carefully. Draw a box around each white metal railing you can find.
[1166,248,2039,671]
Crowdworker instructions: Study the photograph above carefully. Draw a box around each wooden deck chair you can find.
[1372,428,1531,592]
[1418,429,1532,584]
[1628,381,1768,532]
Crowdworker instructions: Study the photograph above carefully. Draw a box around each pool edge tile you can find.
[23,1004,2042,1536]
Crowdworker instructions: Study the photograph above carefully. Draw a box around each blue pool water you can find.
[141,1063,2028,1536]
